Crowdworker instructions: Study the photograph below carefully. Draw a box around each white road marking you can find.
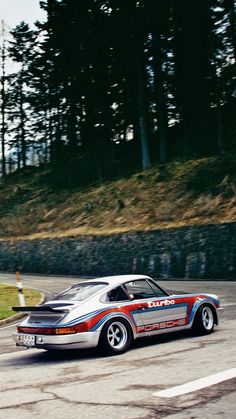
[153,368,236,398]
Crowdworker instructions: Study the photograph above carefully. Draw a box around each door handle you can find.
[138,304,148,310]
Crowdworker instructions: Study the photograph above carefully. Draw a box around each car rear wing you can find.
[12,305,72,313]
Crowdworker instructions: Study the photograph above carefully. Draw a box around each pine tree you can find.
[173,0,213,155]
[8,22,36,168]
[0,20,10,175]
[1,0,230,184]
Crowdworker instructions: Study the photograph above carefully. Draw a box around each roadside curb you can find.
[0,292,45,326]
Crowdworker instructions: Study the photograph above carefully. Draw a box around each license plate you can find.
[23,335,35,347]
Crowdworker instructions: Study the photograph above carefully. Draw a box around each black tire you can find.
[99,318,132,355]
[192,304,215,335]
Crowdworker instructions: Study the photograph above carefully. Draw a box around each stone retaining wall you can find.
[0,222,235,279]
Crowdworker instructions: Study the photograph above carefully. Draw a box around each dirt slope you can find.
[0,153,235,240]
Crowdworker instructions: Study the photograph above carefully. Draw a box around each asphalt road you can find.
[0,273,236,419]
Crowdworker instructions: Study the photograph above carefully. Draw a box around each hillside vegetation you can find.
[0,153,236,240]
[0,284,42,320]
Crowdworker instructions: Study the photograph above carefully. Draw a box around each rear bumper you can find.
[13,331,100,350]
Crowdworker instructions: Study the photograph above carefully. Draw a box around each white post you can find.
[16,271,25,306]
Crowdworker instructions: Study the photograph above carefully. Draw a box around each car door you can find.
[104,284,145,333]
[123,279,187,335]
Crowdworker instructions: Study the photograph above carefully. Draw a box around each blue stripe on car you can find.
[90,312,133,331]
[189,298,216,324]
[130,302,188,317]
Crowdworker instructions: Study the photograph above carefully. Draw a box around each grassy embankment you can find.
[0,284,42,320]
[0,152,235,240]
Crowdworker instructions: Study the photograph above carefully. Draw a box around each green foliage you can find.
[0,153,235,239]
[0,284,42,320]
[1,0,235,180]
[186,153,236,194]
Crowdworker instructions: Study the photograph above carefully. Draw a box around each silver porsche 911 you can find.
[13,275,221,355]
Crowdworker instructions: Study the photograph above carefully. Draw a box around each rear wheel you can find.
[193,305,215,335]
[99,319,132,355]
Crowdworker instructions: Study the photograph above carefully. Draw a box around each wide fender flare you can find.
[92,312,137,338]
[190,300,218,326]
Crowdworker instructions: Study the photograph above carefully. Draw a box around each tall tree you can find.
[224,0,236,61]
[146,0,171,163]
[0,0,233,183]
[8,22,36,168]
[173,0,213,155]
[0,20,8,176]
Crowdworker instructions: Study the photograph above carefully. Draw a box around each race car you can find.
[12,275,222,355]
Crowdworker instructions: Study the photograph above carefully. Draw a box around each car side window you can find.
[147,280,169,297]
[107,286,129,302]
[124,279,157,300]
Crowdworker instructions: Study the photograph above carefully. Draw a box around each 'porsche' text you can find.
[137,318,186,333]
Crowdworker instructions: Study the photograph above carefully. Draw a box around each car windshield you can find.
[55,282,108,301]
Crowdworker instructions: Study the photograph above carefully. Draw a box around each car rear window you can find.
[55,282,108,301]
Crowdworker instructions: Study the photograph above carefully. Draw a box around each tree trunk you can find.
[152,33,168,164]
[136,47,151,171]
[214,65,224,153]
[16,134,21,171]
[20,70,26,167]
[225,0,236,62]
[216,102,223,154]
[67,98,78,149]
[1,22,6,176]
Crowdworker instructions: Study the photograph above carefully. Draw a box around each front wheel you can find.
[99,319,132,355]
[193,305,215,335]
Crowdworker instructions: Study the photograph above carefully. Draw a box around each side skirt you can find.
[134,324,192,339]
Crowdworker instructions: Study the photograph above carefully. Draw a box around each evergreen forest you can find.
[0,0,235,188]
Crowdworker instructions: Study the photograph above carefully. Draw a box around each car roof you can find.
[77,275,151,287]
